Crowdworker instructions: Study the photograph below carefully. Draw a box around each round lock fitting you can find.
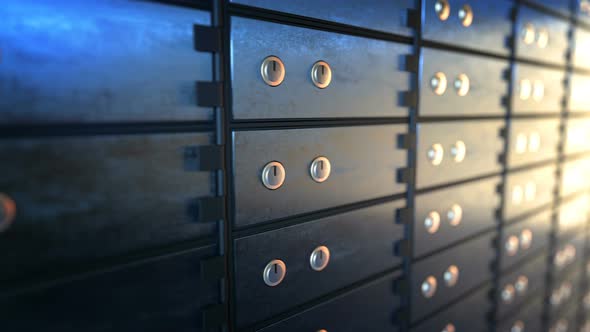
[512,185,524,205]
[522,23,536,45]
[454,74,470,96]
[524,181,536,202]
[261,161,286,190]
[431,72,448,95]
[532,80,545,102]
[443,265,459,287]
[515,275,529,295]
[447,204,463,227]
[519,79,532,100]
[537,28,549,48]
[511,320,525,332]
[458,4,474,27]
[309,246,331,272]
[260,56,286,87]
[0,193,16,233]
[435,0,451,21]
[428,143,444,166]
[502,284,516,303]
[519,229,533,250]
[442,323,456,332]
[311,60,332,89]
[310,156,331,183]
[425,211,441,234]
[515,133,528,154]
[421,276,438,298]
[505,235,520,257]
[450,140,466,163]
[263,259,287,287]
[528,132,541,152]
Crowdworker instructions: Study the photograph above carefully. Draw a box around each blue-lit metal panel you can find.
[0,0,212,124]
[512,64,565,114]
[422,0,513,55]
[234,200,405,327]
[515,5,570,66]
[230,0,415,36]
[416,120,504,189]
[0,133,216,282]
[232,125,407,228]
[420,48,508,117]
[230,17,411,119]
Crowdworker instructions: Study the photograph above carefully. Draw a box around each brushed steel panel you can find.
[256,271,403,332]
[230,0,415,36]
[416,120,504,189]
[420,48,507,117]
[0,245,220,332]
[0,0,213,124]
[512,64,565,114]
[569,74,590,113]
[422,0,513,55]
[233,125,407,228]
[0,133,216,281]
[515,6,570,66]
[574,27,590,70]
[503,164,556,221]
[235,200,405,327]
[231,17,411,119]
[414,177,500,258]
[411,285,491,332]
[507,119,560,168]
[562,157,590,197]
[500,210,552,271]
[497,253,547,320]
[411,233,495,322]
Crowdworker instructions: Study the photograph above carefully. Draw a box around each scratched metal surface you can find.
[414,177,500,258]
[231,17,411,119]
[0,245,220,332]
[257,272,403,332]
[503,164,556,220]
[420,48,508,116]
[0,133,216,282]
[422,0,513,55]
[0,0,212,124]
[507,118,560,168]
[515,5,570,66]
[416,120,504,189]
[231,0,415,36]
[234,200,405,327]
[411,233,495,323]
[232,125,407,228]
[512,64,565,114]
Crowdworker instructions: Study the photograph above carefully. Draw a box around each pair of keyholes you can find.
[261,56,332,89]
[261,157,331,190]
[263,246,331,287]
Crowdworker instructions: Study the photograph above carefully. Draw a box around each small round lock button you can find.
[511,320,525,332]
[425,211,441,234]
[520,229,533,250]
[458,4,474,27]
[428,143,444,166]
[450,140,466,163]
[515,275,529,295]
[263,259,287,287]
[505,235,519,256]
[261,56,286,87]
[502,284,516,303]
[310,245,331,271]
[0,193,16,233]
[310,156,331,183]
[311,61,332,89]
[261,161,286,190]
[443,265,459,287]
[442,323,456,332]
[431,72,448,95]
[447,204,463,226]
[421,276,438,298]
[454,74,470,96]
[435,0,451,21]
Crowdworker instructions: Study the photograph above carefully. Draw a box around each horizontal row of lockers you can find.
[4,0,590,125]
[2,0,590,331]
